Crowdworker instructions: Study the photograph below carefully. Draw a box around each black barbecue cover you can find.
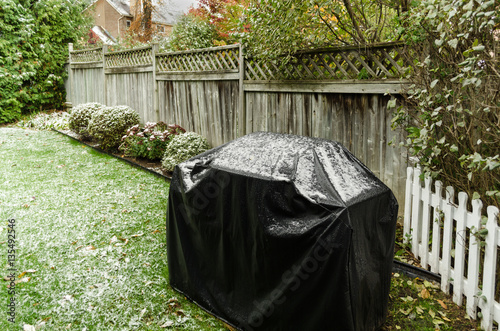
[166,132,398,331]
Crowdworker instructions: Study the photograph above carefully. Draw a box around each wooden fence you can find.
[66,42,409,208]
[404,167,500,330]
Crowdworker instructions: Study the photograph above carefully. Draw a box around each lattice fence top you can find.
[245,42,409,81]
[70,47,103,63]
[105,46,153,68]
[157,45,240,73]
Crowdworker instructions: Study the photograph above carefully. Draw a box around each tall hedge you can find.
[0,0,91,123]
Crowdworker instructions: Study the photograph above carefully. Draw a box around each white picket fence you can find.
[404,167,500,330]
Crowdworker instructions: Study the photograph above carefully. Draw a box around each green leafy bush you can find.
[168,15,216,51]
[118,122,186,160]
[17,111,70,131]
[88,106,140,151]
[69,103,105,139]
[161,132,210,172]
[393,0,499,207]
[0,0,91,123]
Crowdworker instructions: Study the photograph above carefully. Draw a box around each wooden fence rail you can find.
[404,167,500,330]
[66,42,408,209]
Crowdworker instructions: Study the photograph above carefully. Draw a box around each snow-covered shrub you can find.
[17,111,70,131]
[88,105,140,150]
[69,102,105,138]
[119,122,186,160]
[161,132,210,172]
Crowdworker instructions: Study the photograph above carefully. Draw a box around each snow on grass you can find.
[0,128,227,330]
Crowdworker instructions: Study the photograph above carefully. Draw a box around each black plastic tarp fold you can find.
[166,132,398,331]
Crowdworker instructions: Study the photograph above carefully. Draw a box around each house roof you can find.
[107,0,132,17]
[105,0,181,25]
[91,25,118,45]
[153,4,183,25]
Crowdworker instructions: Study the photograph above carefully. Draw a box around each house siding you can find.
[88,0,130,39]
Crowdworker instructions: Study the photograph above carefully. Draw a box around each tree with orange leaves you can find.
[127,0,160,43]
[187,0,250,46]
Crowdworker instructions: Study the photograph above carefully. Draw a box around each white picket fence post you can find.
[404,166,500,331]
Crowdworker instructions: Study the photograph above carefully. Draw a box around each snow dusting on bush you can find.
[69,103,105,139]
[88,105,140,150]
[161,132,210,172]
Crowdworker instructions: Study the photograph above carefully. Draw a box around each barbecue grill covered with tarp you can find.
[166,132,398,331]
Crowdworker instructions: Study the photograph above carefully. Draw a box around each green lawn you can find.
[0,126,480,331]
[0,127,227,330]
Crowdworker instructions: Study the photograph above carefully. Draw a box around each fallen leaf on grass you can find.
[131,233,144,238]
[9,277,31,287]
[86,245,96,250]
[160,320,174,328]
[419,287,431,299]
[176,310,186,317]
[167,298,180,309]
[75,245,84,251]
[399,308,412,316]
[151,229,161,234]
[437,299,447,309]
[139,308,147,318]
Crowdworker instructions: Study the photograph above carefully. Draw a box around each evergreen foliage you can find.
[0,0,91,123]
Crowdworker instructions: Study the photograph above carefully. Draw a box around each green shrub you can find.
[0,0,91,123]
[118,122,186,160]
[17,111,70,131]
[161,132,210,172]
[88,106,140,151]
[69,103,105,138]
[393,0,500,208]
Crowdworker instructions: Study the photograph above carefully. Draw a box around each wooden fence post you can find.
[411,167,422,256]
[68,43,74,105]
[466,198,482,318]
[403,167,413,244]
[441,186,455,294]
[453,192,469,306]
[429,180,443,273]
[152,43,159,122]
[238,44,246,137]
[102,45,108,104]
[420,176,432,269]
[481,206,499,331]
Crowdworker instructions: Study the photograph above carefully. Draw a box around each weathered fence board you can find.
[157,80,239,148]
[67,42,409,210]
[70,67,105,105]
[105,71,154,123]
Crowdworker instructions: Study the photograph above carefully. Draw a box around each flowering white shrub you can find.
[88,105,140,150]
[161,132,210,172]
[69,102,105,138]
